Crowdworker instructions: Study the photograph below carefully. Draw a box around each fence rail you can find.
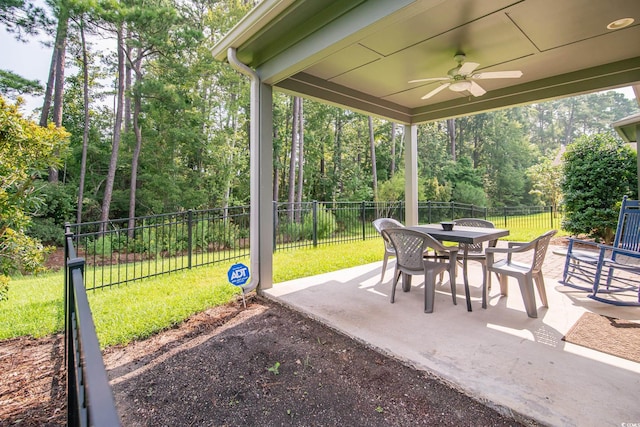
[64,226,121,426]
[66,201,561,290]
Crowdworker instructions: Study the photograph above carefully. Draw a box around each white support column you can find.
[258,82,274,290]
[636,123,640,199]
[404,124,418,226]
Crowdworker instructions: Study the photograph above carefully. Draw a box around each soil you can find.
[0,295,533,427]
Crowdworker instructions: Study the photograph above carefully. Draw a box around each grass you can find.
[0,239,383,347]
[0,218,565,347]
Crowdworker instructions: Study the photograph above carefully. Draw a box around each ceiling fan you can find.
[409,53,523,100]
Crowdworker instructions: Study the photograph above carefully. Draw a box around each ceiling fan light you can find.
[607,18,634,30]
[449,81,472,92]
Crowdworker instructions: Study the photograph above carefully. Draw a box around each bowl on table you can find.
[440,221,455,231]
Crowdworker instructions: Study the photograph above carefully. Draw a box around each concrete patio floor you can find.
[263,245,640,427]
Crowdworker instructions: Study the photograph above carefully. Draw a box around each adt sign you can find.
[228,263,250,286]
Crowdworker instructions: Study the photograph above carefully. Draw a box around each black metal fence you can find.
[67,206,250,290]
[64,226,121,426]
[66,201,561,290]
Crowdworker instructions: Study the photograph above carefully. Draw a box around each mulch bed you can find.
[1,296,534,426]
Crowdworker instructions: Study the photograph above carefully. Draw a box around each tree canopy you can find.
[0,0,638,252]
[0,96,69,298]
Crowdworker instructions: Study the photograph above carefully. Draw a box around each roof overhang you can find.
[613,111,640,143]
[213,0,640,124]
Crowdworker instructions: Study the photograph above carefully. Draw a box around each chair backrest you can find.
[382,228,435,273]
[453,218,496,253]
[613,195,640,252]
[372,218,404,253]
[530,229,558,274]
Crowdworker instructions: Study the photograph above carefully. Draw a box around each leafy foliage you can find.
[0,97,69,299]
[302,203,337,240]
[561,133,637,242]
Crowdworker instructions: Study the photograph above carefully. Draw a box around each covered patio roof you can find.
[213,0,640,124]
[211,0,640,293]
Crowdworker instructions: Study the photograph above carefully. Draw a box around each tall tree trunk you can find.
[368,116,377,200]
[124,35,132,132]
[446,118,456,161]
[48,4,69,183]
[100,24,126,233]
[295,98,304,218]
[563,100,576,145]
[390,122,396,177]
[333,112,343,200]
[287,96,299,221]
[77,17,90,224]
[127,55,143,236]
[39,47,56,126]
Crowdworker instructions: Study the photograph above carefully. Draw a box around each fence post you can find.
[504,207,508,228]
[451,201,455,220]
[66,256,85,427]
[484,207,488,220]
[64,225,72,365]
[187,209,193,269]
[313,200,318,247]
[550,205,554,229]
[273,201,278,252]
[361,201,366,240]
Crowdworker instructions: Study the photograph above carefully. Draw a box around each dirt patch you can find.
[0,334,66,425]
[1,296,532,426]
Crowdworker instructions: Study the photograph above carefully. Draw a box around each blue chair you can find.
[562,196,640,305]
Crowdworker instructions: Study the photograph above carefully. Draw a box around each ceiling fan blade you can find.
[468,81,486,97]
[421,83,450,100]
[408,77,450,83]
[472,70,523,79]
[458,61,479,75]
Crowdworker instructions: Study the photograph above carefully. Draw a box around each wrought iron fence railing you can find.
[66,201,562,290]
[64,226,121,426]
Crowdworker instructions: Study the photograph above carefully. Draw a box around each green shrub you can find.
[562,133,637,242]
[206,220,241,249]
[27,182,76,245]
[86,234,127,256]
[302,203,337,240]
[333,205,360,229]
[29,217,64,246]
[452,182,488,206]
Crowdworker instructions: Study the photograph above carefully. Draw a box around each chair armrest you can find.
[487,239,536,254]
[486,240,537,264]
[566,237,599,251]
[596,244,640,260]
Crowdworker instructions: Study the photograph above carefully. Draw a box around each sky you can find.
[1,27,637,116]
[1,28,54,115]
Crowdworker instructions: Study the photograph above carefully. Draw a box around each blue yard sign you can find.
[228,263,250,286]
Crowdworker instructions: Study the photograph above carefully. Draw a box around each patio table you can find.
[407,224,510,311]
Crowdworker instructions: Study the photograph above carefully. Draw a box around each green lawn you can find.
[0,240,384,348]
[0,218,565,348]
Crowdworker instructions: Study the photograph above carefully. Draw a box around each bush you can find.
[86,234,127,256]
[561,133,637,242]
[333,205,361,229]
[27,182,76,245]
[302,203,337,240]
[452,182,487,206]
[207,220,241,250]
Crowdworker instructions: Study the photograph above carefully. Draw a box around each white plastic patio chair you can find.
[372,218,405,282]
[485,229,557,318]
[382,228,459,313]
[453,218,499,297]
